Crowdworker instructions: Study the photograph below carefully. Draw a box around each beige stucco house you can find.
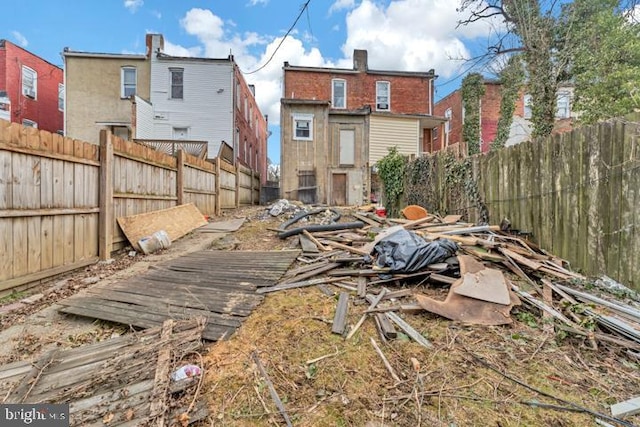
[63,49,151,143]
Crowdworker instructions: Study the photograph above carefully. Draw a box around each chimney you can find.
[353,49,368,71]
[146,33,164,58]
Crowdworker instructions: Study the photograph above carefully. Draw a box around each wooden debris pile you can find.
[0,318,208,426]
[268,207,640,355]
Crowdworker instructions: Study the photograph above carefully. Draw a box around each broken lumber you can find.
[332,292,350,335]
[257,276,344,294]
[370,338,401,383]
[346,289,387,339]
[252,352,293,427]
[386,311,433,349]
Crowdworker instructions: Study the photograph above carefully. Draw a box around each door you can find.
[332,173,347,206]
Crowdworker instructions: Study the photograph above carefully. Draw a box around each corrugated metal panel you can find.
[369,115,419,164]
[150,58,233,158]
[134,96,153,139]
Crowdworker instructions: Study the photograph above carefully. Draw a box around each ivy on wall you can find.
[493,56,525,151]
[461,73,485,155]
[376,146,407,217]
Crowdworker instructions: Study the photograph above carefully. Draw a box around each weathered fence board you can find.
[0,121,260,295]
[422,113,640,289]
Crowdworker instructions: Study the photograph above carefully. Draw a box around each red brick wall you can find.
[234,65,268,183]
[433,90,463,151]
[283,69,433,115]
[480,83,502,153]
[0,40,63,133]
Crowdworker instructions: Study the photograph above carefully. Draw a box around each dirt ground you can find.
[1,205,639,427]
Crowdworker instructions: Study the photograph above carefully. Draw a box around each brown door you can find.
[332,173,347,206]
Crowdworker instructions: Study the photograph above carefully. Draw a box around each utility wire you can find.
[243,0,312,75]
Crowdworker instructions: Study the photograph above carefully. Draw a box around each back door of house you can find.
[332,173,347,206]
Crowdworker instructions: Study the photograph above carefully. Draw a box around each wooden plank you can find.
[0,140,100,166]
[0,218,13,281]
[374,313,397,339]
[610,396,640,417]
[4,349,58,403]
[12,217,28,278]
[26,216,41,274]
[116,203,207,251]
[331,292,350,335]
[51,215,64,268]
[0,258,97,293]
[386,311,433,349]
[0,149,13,209]
[299,233,319,253]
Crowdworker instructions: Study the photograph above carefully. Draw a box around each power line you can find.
[243,0,312,75]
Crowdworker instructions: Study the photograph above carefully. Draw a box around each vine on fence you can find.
[405,155,439,212]
[376,147,407,218]
[493,56,525,151]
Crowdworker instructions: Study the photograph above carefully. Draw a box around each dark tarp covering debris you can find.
[373,229,458,273]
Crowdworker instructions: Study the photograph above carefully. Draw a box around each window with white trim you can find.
[58,84,64,111]
[170,68,184,99]
[556,90,571,119]
[22,66,37,99]
[523,94,533,119]
[444,108,452,134]
[376,81,390,111]
[293,114,313,141]
[332,79,346,109]
[22,119,37,128]
[121,67,137,98]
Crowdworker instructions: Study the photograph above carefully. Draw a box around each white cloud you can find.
[339,0,499,77]
[626,5,640,23]
[329,0,356,15]
[11,31,28,47]
[248,0,269,5]
[168,1,502,126]
[151,10,162,19]
[124,0,143,13]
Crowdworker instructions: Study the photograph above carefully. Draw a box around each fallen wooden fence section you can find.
[57,250,299,341]
[0,318,208,426]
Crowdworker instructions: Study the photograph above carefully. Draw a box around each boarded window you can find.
[339,129,355,165]
[298,170,317,204]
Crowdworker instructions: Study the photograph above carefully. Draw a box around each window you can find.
[112,126,129,140]
[58,84,64,111]
[556,90,571,119]
[121,67,137,98]
[170,68,184,99]
[444,108,452,133]
[22,66,37,99]
[523,94,532,119]
[332,79,346,109]
[376,81,390,111]
[293,114,313,141]
[244,97,248,121]
[236,83,241,110]
[22,119,37,128]
[173,127,188,140]
[249,105,253,128]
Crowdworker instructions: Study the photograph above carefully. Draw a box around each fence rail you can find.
[0,121,260,295]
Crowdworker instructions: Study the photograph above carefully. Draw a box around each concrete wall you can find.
[64,54,150,143]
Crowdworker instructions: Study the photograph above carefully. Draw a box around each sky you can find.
[0,0,503,164]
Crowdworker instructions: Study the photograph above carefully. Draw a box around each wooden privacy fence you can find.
[424,113,640,290]
[0,121,260,295]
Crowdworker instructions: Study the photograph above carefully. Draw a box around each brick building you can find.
[281,49,445,205]
[0,39,64,133]
[434,79,574,154]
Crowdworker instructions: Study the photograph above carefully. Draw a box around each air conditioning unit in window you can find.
[377,103,388,110]
[25,89,36,99]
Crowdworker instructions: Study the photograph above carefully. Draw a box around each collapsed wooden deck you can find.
[58,250,299,341]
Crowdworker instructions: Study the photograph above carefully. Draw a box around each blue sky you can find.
[1,0,501,163]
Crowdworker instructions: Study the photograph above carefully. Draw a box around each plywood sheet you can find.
[117,203,207,251]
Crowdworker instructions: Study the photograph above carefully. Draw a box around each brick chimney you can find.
[353,49,368,71]
[146,33,164,58]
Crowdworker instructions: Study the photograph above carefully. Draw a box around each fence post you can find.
[176,149,185,206]
[98,130,113,260]
[215,157,221,216]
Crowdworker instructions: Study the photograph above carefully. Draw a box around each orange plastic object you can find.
[402,205,428,220]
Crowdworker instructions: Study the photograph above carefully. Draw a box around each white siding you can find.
[134,95,154,139]
[369,115,419,164]
[150,56,234,158]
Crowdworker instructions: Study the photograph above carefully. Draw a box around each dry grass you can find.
[196,206,640,427]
